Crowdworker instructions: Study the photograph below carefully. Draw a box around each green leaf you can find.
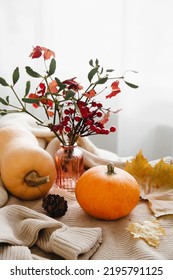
[0,77,9,86]
[0,97,9,105]
[64,90,75,100]
[12,67,20,85]
[95,76,108,85]
[88,67,98,82]
[100,67,103,75]
[89,59,94,67]
[106,69,114,72]
[55,77,66,91]
[25,81,31,97]
[48,58,56,76]
[25,66,42,78]
[95,58,99,66]
[0,109,8,115]
[22,97,41,104]
[6,96,9,104]
[124,70,138,74]
[124,80,139,89]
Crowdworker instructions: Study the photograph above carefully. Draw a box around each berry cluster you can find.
[49,98,116,144]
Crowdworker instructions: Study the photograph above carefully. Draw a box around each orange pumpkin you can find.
[75,163,140,220]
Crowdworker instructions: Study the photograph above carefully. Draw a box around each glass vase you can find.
[55,143,84,191]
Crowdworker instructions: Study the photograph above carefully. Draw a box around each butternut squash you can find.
[0,126,56,200]
[0,179,8,207]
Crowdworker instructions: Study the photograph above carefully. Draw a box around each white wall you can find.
[0,0,173,160]
[116,0,173,160]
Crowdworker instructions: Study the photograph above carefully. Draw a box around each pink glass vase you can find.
[55,143,84,191]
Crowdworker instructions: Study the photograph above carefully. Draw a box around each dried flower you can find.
[0,46,138,146]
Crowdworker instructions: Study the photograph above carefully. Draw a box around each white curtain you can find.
[0,0,173,160]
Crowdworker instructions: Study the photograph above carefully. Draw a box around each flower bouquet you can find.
[0,46,138,190]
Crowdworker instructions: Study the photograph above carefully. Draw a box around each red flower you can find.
[37,83,46,96]
[29,46,55,60]
[106,80,121,99]
[41,47,55,60]
[41,98,53,109]
[63,77,83,91]
[29,46,42,59]
[48,80,59,93]
[28,83,53,109]
[28,93,40,108]
[83,89,96,98]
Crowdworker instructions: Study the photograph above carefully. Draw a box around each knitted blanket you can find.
[0,113,173,260]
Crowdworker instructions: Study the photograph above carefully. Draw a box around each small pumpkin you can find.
[0,126,56,200]
[75,163,140,220]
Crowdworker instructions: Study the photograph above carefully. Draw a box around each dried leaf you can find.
[127,220,166,247]
[125,151,173,217]
[48,80,58,93]
[83,89,96,98]
[125,150,153,183]
[41,47,55,60]
[106,80,121,99]
[100,111,110,124]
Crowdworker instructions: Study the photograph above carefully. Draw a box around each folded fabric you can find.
[46,136,132,169]
[0,204,102,260]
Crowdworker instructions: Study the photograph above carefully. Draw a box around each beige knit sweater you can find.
[0,203,102,260]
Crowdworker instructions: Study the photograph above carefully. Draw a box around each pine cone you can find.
[42,194,68,218]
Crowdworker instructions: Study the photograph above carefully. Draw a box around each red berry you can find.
[74,116,81,122]
[100,129,106,134]
[64,116,70,122]
[104,129,109,135]
[92,101,97,107]
[65,126,71,132]
[110,126,116,132]
[95,128,101,134]
[90,125,97,131]
[86,119,93,125]
[96,111,103,117]
[64,109,70,115]
[97,103,103,108]
[69,108,74,114]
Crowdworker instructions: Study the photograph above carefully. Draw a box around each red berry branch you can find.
[0,46,138,146]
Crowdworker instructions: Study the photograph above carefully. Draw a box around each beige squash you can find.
[0,126,56,200]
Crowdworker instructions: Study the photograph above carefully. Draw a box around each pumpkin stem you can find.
[25,171,50,186]
[107,162,115,175]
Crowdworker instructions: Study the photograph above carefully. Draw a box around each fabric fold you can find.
[0,245,33,260]
[0,205,102,260]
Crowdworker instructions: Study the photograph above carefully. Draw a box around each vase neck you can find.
[61,142,77,148]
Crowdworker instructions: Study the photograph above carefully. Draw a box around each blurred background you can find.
[0,0,173,160]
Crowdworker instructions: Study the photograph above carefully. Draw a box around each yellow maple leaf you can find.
[124,151,173,217]
[127,220,166,248]
[125,150,153,184]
